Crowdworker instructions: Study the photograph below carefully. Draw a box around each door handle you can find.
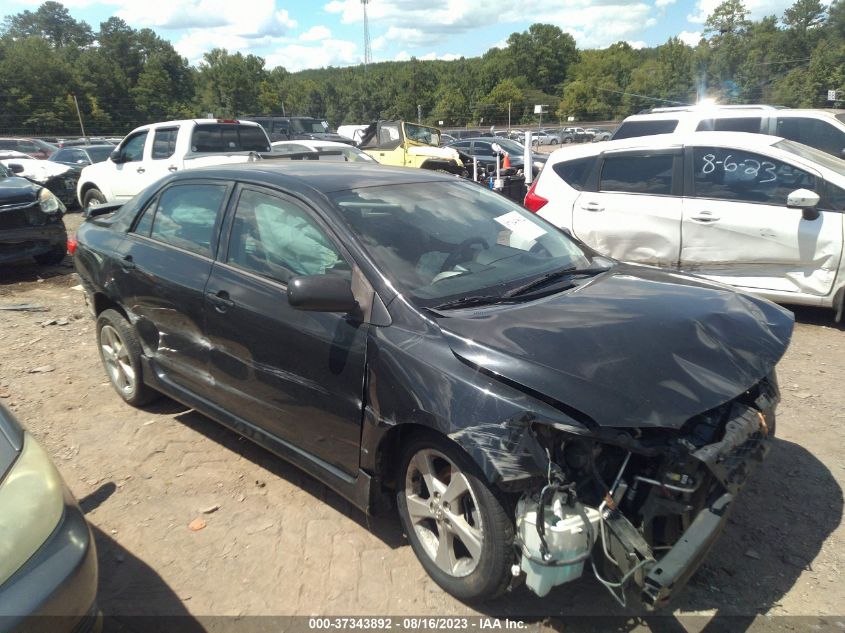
[120,255,135,271]
[136,167,145,173]
[168,166,178,172]
[691,211,720,223]
[580,202,604,212]
[206,290,235,312]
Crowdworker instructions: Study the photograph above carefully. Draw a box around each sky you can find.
[5,0,803,71]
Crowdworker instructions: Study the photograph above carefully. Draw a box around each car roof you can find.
[546,131,783,164]
[272,140,351,149]
[171,161,451,194]
[59,144,114,150]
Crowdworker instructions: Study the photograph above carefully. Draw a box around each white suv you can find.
[525,131,845,319]
[612,105,845,158]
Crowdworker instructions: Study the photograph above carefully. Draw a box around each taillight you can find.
[523,179,548,212]
[67,236,77,256]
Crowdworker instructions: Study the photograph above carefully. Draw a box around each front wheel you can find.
[82,188,106,214]
[397,435,514,602]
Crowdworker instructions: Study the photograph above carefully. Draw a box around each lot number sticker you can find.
[494,211,546,242]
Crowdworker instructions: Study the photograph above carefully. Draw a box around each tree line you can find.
[1,0,844,137]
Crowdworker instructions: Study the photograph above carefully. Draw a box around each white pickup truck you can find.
[76,119,271,211]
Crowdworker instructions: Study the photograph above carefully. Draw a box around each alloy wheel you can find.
[404,448,484,577]
[100,324,136,395]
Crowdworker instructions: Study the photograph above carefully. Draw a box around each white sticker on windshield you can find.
[494,211,546,242]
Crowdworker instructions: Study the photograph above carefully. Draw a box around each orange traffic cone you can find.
[502,153,511,169]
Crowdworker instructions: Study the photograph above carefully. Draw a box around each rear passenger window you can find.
[552,157,594,191]
[777,117,845,158]
[600,154,674,195]
[149,184,227,256]
[696,117,762,133]
[151,127,178,159]
[692,147,817,205]
[612,120,678,140]
[227,189,348,284]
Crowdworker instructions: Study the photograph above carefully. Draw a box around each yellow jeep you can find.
[358,121,465,175]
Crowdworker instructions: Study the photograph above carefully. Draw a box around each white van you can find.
[612,105,845,158]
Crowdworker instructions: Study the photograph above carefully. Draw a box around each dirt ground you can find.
[1,213,843,629]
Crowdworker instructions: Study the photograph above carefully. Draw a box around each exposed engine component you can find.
[515,490,600,597]
[513,376,777,607]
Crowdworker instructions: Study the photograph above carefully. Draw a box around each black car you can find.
[0,163,67,265]
[447,137,547,175]
[0,404,99,633]
[49,145,115,168]
[74,163,791,607]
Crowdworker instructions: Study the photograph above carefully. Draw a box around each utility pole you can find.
[72,94,86,139]
[508,102,511,132]
[361,0,372,71]
[417,104,422,124]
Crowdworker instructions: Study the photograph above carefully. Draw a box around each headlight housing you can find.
[0,434,65,586]
[38,187,65,215]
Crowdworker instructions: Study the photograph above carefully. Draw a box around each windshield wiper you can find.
[502,265,609,298]
[430,295,511,311]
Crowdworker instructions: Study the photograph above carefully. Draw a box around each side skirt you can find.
[141,357,375,513]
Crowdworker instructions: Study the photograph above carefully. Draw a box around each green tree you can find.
[506,24,578,94]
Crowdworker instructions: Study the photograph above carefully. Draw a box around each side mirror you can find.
[8,163,23,174]
[787,188,820,207]
[287,275,358,313]
[109,149,124,164]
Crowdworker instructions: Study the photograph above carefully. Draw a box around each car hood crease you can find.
[436,265,793,429]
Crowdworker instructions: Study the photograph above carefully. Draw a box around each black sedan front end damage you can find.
[513,373,779,608]
[0,165,67,265]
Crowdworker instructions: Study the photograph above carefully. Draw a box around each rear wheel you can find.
[397,434,514,602]
[96,309,158,407]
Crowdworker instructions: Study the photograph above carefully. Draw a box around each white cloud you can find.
[626,40,648,49]
[655,0,676,7]
[393,50,411,62]
[300,25,332,41]
[677,30,703,45]
[264,39,359,71]
[117,0,295,35]
[687,0,795,23]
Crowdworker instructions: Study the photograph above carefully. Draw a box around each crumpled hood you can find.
[437,264,793,429]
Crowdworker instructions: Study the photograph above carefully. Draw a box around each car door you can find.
[570,148,683,267]
[111,179,231,396]
[203,184,367,477]
[144,126,180,181]
[680,145,842,296]
[110,130,150,201]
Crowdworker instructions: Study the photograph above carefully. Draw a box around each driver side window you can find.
[227,188,348,284]
[119,132,148,163]
[692,147,817,206]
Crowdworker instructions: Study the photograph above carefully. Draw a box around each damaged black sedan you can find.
[73,163,792,608]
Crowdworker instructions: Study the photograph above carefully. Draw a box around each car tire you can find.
[396,434,514,602]
[33,244,66,265]
[96,309,158,407]
[82,188,106,213]
[563,137,573,144]
[550,139,559,145]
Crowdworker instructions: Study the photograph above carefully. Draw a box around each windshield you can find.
[329,180,592,307]
[774,139,845,177]
[87,146,113,163]
[493,139,527,154]
[837,113,845,124]
[405,123,440,147]
[291,119,330,134]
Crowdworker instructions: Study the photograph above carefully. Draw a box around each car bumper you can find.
[0,486,99,633]
[0,224,67,264]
